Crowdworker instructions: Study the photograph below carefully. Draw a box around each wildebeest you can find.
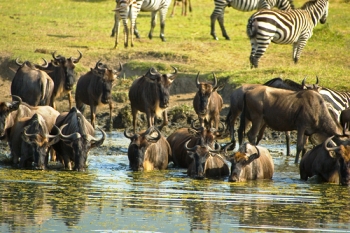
[193,72,224,130]
[185,141,229,179]
[124,126,171,171]
[53,107,106,171]
[170,0,192,17]
[0,96,60,139]
[166,120,224,168]
[228,142,274,182]
[238,85,344,164]
[129,66,177,132]
[75,60,122,129]
[8,113,60,169]
[45,50,83,110]
[11,58,54,106]
[299,136,350,185]
[226,77,320,153]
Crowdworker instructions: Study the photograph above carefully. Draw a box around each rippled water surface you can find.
[0,131,350,233]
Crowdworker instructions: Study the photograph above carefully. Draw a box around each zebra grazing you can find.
[246,0,329,68]
[112,0,172,48]
[210,0,294,41]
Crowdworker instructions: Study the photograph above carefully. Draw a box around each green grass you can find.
[0,0,349,90]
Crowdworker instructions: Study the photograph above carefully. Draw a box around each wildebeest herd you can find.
[1,48,350,186]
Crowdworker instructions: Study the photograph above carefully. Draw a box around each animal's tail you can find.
[225,108,232,134]
[246,17,258,39]
[238,93,247,145]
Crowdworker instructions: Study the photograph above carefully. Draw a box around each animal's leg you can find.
[131,107,138,133]
[111,12,118,37]
[247,118,263,145]
[90,105,97,129]
[159,9,167,41]
[293,37,308,64]
[114,17,121,49]
[149,12,157,40]
[171,0,177,17]
[217,13,230,40]
[256,123,267,145]
[182,0,186,16]
[294,130,306,164]
[285,131,291,156]
[188,0,192,12]
[67,91,73,110]
[250,37,271,68]
[123,19,129,48]
[162,110,168,126]
[210,9,220,40]
[134,23,140,39]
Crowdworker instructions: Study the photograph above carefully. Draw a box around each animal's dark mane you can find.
[264,77,303,91]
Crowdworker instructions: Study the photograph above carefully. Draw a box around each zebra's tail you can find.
[246,17,258,39]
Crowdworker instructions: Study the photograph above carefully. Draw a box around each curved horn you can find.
[212,72,218,88]
[72,50,83,63]
[15,57,23,66]
[11,95,22,105]
[124,127,135,139]
[145,126,161,141]
[34,58,49,69]
[47,125,60,139]
[191,119,203,131]
[168,66,178,80]
[59,123,81,141]
[315,76,319,85]
[196,72,200,86]
[209,142,221,153]
[23,125,36,138]
[117,62,123,73]
[184,140,197,152]
[87,127,106,147]
[52,51,62,61]
[324,136,340,152]
[149,67,158,76]
[224,143,234,154]
[217,121,225,133]
[302,77,306,88]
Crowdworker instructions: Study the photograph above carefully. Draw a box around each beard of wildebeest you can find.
[64,63,75,91]
[72,137,90,172]
[198,90,210,115]
[157,76,171,108]
[101,79,112,104]
[128,143,145,171]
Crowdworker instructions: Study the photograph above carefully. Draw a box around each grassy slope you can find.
[0,0,349,91]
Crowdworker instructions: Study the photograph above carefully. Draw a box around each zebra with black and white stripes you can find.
[246,0,329,68]
[210,0,294,40]
[112,0,172,48]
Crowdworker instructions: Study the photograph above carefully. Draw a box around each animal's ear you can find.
[213,84,225,92]
[243,153,259,165]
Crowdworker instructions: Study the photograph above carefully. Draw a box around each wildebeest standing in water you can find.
[75,60,122,129]
[299,136,350,185]
[53,107,106,171]
[11,58,54,106]
[8,113,60,169]
[193,72,224,130]
[45,50,83,110]
[124,126,172,171]
[228,142,274,182]
[184,141,229,179]
[128,66,178,132]
[166,120,224,168]
[238,85,344,164]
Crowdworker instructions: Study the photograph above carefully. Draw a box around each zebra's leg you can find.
[113,17,121,49]
[134,22,140,39]
[111,12,118,37]
[218,13,230,40]
[130,21,135,47]
[148,12,157,40]
[159,9,167,41]
[123,21,129,48]
[210,10,220,40]
[250,38,271,68]
[293,37,308,64]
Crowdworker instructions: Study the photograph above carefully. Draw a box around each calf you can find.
[185,141,229,179]
[75,60,122,128]
[193,72,223,129]
[124,126,171,171]
[300,136,350,185]
[228,142,274,182]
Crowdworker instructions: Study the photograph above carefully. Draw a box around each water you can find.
[0,131,349,233]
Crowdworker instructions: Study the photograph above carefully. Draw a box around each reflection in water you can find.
[0,133,349,232]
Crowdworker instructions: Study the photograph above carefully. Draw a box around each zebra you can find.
[246,0,329,68]
[210,0,294,41]
[112,0,172,48]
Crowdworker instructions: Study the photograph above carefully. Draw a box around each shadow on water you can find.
[0,132,350,232]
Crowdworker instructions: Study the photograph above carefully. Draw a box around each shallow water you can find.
[0,131,349,233]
